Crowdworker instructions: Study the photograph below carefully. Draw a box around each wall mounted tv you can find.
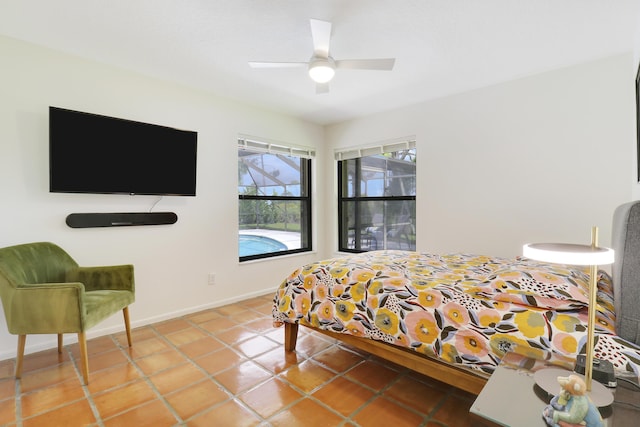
[49,106,197,196]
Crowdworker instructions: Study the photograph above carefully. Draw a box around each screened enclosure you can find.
[238,141,312,261]
[338,146,416,252]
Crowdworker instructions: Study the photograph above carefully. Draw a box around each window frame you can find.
[238,139,313,262]
[336,143,416,253]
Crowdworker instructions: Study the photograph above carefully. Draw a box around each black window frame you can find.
[238,151,312,262]
[337,153,416,253]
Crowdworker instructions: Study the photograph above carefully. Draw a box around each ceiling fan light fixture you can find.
[308,57,335,83]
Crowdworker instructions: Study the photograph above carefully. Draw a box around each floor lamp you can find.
[523,226,614,407]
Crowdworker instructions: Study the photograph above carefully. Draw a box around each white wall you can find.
[0,36,326,359]
[326,54,636,258]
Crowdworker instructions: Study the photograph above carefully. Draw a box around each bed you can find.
[272,201,640,395]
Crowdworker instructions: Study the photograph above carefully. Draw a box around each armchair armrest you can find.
[9,282,85,334]
[67,265,135,292]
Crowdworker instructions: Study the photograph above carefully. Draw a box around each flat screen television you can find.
[49,106,197,196]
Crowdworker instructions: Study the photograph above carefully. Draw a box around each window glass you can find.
[338,148,416,252]
[238,148,312,261]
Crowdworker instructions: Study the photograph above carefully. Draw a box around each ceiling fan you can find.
[248,19,395,94]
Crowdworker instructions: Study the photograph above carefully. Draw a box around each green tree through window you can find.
[238,143,312,261]
[338,147,416,252]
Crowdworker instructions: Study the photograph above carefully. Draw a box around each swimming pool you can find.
[239,234,288,257]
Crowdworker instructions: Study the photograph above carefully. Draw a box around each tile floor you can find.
[0,293,477,427]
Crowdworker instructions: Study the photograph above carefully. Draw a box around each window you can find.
[238,138,313,261]
[337,141,416,252]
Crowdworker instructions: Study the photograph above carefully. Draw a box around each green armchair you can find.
[0,242,135,385]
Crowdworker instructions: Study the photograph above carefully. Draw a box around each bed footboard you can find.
[283,321,488,395]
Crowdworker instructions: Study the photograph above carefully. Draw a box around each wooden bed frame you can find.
[280,201,640,396]
[284,322,488,395]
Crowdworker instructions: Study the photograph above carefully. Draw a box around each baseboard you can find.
[0,288,275,361]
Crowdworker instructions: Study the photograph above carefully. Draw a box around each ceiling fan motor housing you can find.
[308,56,335,83]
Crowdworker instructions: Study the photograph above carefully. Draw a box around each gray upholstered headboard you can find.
[611,200,640,346]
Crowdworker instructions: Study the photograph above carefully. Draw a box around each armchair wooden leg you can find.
[78,332,89,385]
[15,335,26,379]
[57,334,63,354]
[123,307,132,347]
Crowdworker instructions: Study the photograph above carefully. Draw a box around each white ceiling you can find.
[1,0,639,125]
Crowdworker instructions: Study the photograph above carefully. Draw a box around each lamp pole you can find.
[585,226,598,391]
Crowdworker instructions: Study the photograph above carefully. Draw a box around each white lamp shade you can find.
[308,58,335,83]
[522,243,614,266]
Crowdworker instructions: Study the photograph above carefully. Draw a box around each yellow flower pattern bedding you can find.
[272,250,640,381]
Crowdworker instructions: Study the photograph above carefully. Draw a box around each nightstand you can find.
[470,352,640,426]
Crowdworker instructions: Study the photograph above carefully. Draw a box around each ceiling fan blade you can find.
[335,58,396,70]
[310,19,332,58]
[316,83,329,94]
[248,61,307,68]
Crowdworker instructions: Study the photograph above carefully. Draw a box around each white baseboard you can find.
[0,288,274,362]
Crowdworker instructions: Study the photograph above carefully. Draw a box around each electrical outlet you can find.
[208,273,216,286]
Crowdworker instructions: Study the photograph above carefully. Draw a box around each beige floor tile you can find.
[233,335,280,358]
[194,347,245,375]
[93,380,157,419]
[22,399,96,427]
[278,359,334,393]
[153,318,193,335]
[253,347,304,374]
[188,399,261,427]
[311,345,363,373]
[215,325,258,346]
[0,378,16,400]
[1,295,478,427]
[431,394,475,427]
[86,348,129,372]
[19,364,80,394]
[199,317,239,333]
[312,376,374,417]
[353,396,424,427]
[20,378,85,418]
[86,363,142,395]
[239,378,302,419]
[268,398,344,427]
[345,359,402,391]
[135,349,188,376]
[213,360,273,394]
[165,326,208,347]
[383,375,448,414]
[103,399,178,427]
[0,398,15,426]
[177,335,224,358]
[148,362,207,394]
[165,379,229,420]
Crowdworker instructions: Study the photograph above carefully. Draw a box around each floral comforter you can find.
[273,250,640,381]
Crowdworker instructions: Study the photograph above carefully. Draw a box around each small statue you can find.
[542,374,603,427]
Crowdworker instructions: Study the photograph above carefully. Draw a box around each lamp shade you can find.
[308,57,335,83]
[522,243,614,266]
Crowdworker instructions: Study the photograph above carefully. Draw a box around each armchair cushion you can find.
[84,290,134,330]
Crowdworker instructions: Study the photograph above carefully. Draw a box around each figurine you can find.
[542,374,603,427]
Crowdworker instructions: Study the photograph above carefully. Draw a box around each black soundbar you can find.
[66,212,178,228]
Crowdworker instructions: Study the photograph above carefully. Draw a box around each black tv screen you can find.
[49,107,197,196]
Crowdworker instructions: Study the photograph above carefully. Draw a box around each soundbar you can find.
[66,212,178,228]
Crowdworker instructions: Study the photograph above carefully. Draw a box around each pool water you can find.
[239,234,288,257]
